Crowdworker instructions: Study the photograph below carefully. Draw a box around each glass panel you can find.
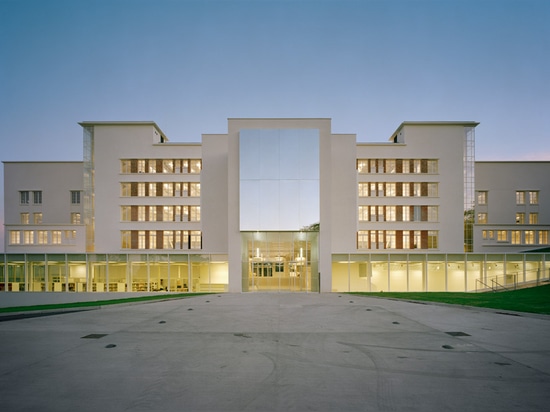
[170,254,189,292]
[149,254,169,292]
[331,261,349,292]
[190,255,210,292]
[427,255,445,291]
[6,255,26,291]
[130,254,149,292]
[447,259,465,292]
[108,254,127,292]
[525,254,542,284]
[389,260,407,291]
[47,255,68,292]
[89,254,107,292]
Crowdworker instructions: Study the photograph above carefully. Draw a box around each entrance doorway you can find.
[242,231,319,292]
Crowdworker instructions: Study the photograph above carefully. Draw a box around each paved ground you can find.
[0,293,549,412]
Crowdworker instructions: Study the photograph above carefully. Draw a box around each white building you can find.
[2,118,549,294]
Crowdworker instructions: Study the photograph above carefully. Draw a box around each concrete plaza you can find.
[0,293,549,411]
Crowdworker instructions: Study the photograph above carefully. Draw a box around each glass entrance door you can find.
[242,231,318,292]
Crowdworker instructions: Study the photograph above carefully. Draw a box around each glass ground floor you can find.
[1,252,549,293]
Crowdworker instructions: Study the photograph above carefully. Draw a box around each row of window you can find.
[121,159,202,174]
[477,212,539,225]
[121,206,201,222]
[19,190,81,205]
[121,230,202,250]
[482,229,548,245]
[477,190,539,205]
[20,212,81,225]
[357,159,438,174]
[9,230,77,245]
[359,182,438,197]
[121,182,200,197]
[357,230,439,250]
[359,205,438,222]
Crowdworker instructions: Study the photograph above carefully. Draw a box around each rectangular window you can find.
[23,230,34,244]
[497,230,508,242]
[358,206,369,222]
[529,213,538,224]
[357,231,369,249]
[427,160,438,174]
[511,230,521,244]
[121,183,131,197]
[65,230,76,244]
[137,183,146,197]
[529,191,539,205]
[149,206,157,222]
[163,183,174,197]
[428,206,438,222]
[9,230,20,245]
[33,212,43,224]
[386,183,396,197]
[148,160,157,173]
[356,160,368,173]
[33,191,42,204]
[385,230,396,249]
[190,183,201,197]
[477,213,487,224]
[138,206,146,222]
[477,191,487,205]
[20,191,30,204]
[121,160,131,173]
[190,206,201,222]
[539,231,549,244]
[488,230,494,239]
[162,159,174,174]
[413,231,421,249]
[121,231,131,249]
[37,230,48,244]
[121,206,131,221]
[20,213,30,224]
[402,159,410,173]
[149,183,157,197]
[428,183,438,197]
[402,183,410,197]
[190,231,202,249]
[163,206,174,222]
[137,160,146,173]
[71,191,81,204]
[402,206,410,222]
[413,206,421,222]
[71,212,81,224]
[482,230,488,240]
[428,231,438,249]
[138,231,146,249]
[402,231,410,249]
[190,160,202,174]
[385,159,396,173]
[358,183,369,197]
[163,230,174,249]
[377,159,384,173]
[516,212,525,224]
[413,183,422,197]
[52,230,62,244]
[516,191,525,205]
[386,206,396,222]
[525,230,535,244]
[413,159,421,173]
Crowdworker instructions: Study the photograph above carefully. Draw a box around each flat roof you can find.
[390,121,480,140]
[78,121,168,141]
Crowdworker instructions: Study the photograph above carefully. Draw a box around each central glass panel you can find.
[239,128,320,231]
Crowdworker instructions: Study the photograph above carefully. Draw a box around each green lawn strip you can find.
[350,284,550,315]
[0,293,213,313]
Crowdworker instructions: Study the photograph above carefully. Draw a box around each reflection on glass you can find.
[240,129,319,230]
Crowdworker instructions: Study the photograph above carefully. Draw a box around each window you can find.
[539,231,549,244]
[190,231,202,249]
[149,183,157,197]
[190,183,201,197]
[529,191,539,205]
[148,160,157,173]
[413,206,421,222]
[163,230,174,249]
[516,213,525,224]
[516,191,525,205]
[413,231,421,249]
[51,231,61,244]
[488,230,494,239]
[497,230,508,242]
[402,206,410,222]
[385,230,396,249]
[477,191,487,205]
[65,230,76,244]
[529,213,538,224]
[121,183,131,197]
[413,183,422,197]
[137,183,146,197]
[163,183,174,197]
[71,212,81,224]
[137,160,146,173]
[357,231,368,249]
[428,231,438,249]
[386,206,396,222]
[33,212,43,224]
[386,183,396,197]
[428,206,438,222]
[190,206,201,222]
[413,159,421,173]
[402,183,410,197]
[33,191,42,204]
[121,159,132,173]
[427,160,438,174]
[121,231,131,249]
[138,206,146,222]
[356,160,368,173]
[20,213,29,224]
[428,183,438,197]
[38,230,48,244]
[511,230,521,244]
[525,230,535,244]
[23,230,34,244]
[162,159,174,173]
[190,160,201,174]
[163,206,174,222]
[402,231,410,249]
[477,213,487,224]
[149,206,157,222]
[358,183,369,197]
[358,206,369,222]
[71,191,81,204]
[385,159,396,173]
[121,207,131,221]
[9,231,20,245]
[149,231,157,249]
[402,159,410,173]
[482,230,488,240]
[20,191,30,204]
[138,231,146,249]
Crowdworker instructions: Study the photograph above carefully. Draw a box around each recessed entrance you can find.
[242,231,319,292]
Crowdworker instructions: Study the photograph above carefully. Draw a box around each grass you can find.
[0,293,212,314]
[350,284,550,315]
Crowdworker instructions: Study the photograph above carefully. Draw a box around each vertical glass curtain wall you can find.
[331,253,550,292]
[0,254,228,293]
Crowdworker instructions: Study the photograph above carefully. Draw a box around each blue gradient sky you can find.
[1,0,549,251]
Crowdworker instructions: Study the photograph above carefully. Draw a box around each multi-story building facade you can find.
[2,119,549,294]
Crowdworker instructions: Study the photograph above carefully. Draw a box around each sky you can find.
[0,0,549,251]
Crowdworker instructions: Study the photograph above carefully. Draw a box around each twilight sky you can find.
[1,0,549,251]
